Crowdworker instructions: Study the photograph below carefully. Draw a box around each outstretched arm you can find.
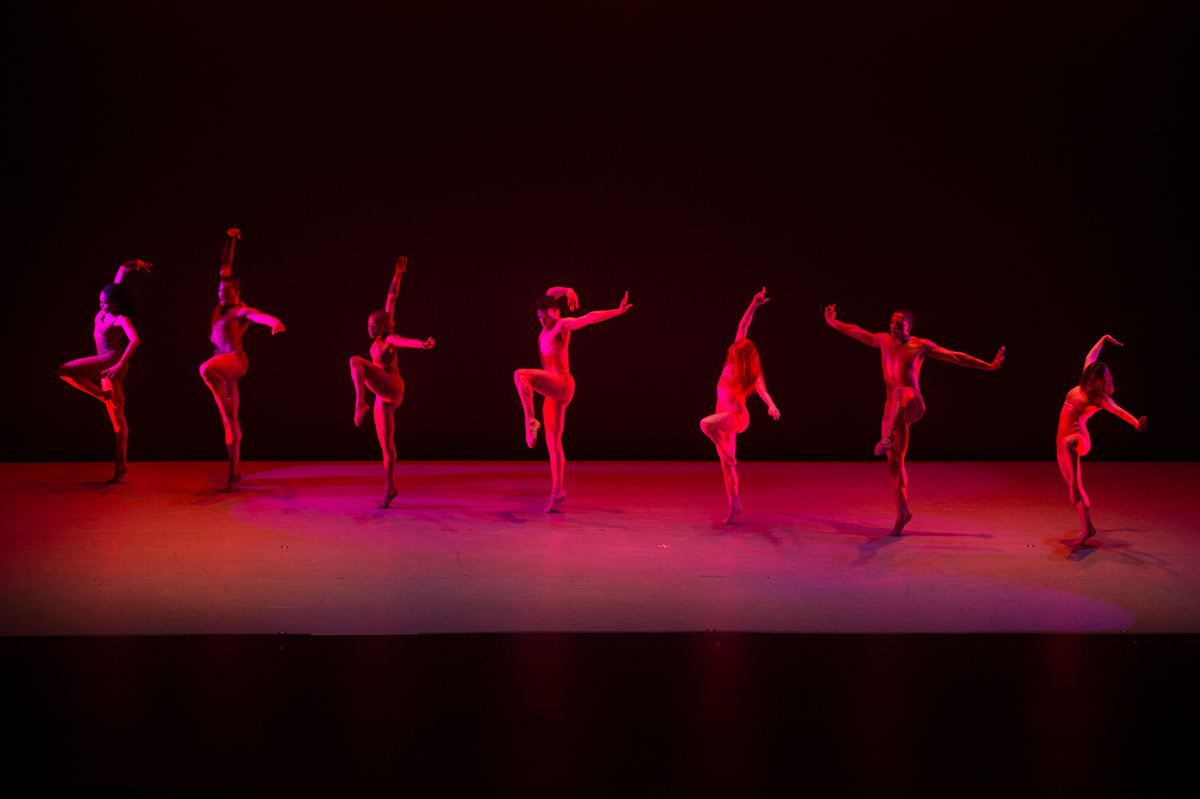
[928,343,1005,370]
[1102,396,1147,431]
[546,286,579,311]
[385,334,435,350]
[824,304,881,347]
[220,228,240,277]
[559,291,633,331]
[99,317,141,378]
[114,259,151,284]
[1085,334,1122,370]
[755,375,781,419]
[385,256,407,321]
[243,307,285,335]
[736,287,769,341]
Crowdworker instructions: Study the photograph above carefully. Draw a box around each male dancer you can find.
[514,287,632,512]
[825,305,1004,534]
[199,229,286,492]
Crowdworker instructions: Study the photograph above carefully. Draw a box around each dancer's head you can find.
[536,295,560,330]
[890,309,914,340]
[725,338,762,397]
[218,275,241,306]
[99,283,136,326]
[368,310,393,338]
[1081,362,1114,396]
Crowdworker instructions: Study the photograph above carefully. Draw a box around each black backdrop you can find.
[9,1,1190,463]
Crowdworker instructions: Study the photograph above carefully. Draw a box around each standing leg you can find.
[200,353,248,492]
[375,397,399,508]
[542,397,569,512]
[1057,435,1096,545]
[701,413,742,523]
[223,379,243,492]
[887,422,913,535]
[102,376,129,482]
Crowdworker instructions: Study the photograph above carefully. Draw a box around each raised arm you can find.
[560,291,632,331]
[385,256,407,321]
[927,343,1005,370]
[385,334,436,350]
[546,286,579,311]
[220,228,240,277]
[1085,335,1122,370]
[99,317,141,379]
[755,374,781,419]
[824,304,881,347]
[735,287,769,341]
[243,307,285,335]
[114,259,151,284]
[1102,396,1147,431]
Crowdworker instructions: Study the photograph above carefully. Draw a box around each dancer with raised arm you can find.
[349,256,436,509]
[825,305,1004,535]
[199,229,286,492]
[514,287,633,512]
[700,287,781,523]
[58,259,151,482]
[1057,335,1147,546]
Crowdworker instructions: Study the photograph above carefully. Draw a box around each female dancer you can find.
[700,287,781,523]
[58,259,151,482]
[349,256,435,508]
[1057,335,1147,546]
[199,229,286,493]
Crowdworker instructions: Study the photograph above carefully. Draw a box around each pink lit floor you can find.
[3,461,1198,635]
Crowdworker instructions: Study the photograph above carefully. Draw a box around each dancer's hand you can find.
[617,291,632,313]
[270,322,285,335]
[824,304,837,325]
[395,256,407,274]
[227,228,241,239]
[1136,416,1148,432]
[768,404,781,420]
[566,288,579,311]
[100,363,123,379]
[1103,335,1124,347]
[121,259,152,273]
[988,347,1005,369]
[752,287,769,306]
[421,337,435,349]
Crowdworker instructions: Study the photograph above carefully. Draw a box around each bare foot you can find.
[545,490,567,512]
[723,501,743,524]
[526,419,541,449]
[221,470,244,493]
[888,509,913,536]
[379,487,399,509]
[354,401,371,427]
[874,436,892,457]
[107,465,128,484]
[1074,526,1097,547]
[100,389,114,404]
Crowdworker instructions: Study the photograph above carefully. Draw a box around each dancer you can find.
[1057,335,1147,546]
[825,305,1004,535]
[199,229,286,492]
[58,259,151,482]
[349,256,436,508]
[514,287,633,512]
[700,287,781,523]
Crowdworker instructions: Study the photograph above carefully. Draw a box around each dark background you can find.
[9,1,1190,463]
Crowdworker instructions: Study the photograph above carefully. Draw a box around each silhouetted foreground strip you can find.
[4,632,1196,796]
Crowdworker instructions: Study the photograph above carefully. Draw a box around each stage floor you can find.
[2,461,1198,635]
